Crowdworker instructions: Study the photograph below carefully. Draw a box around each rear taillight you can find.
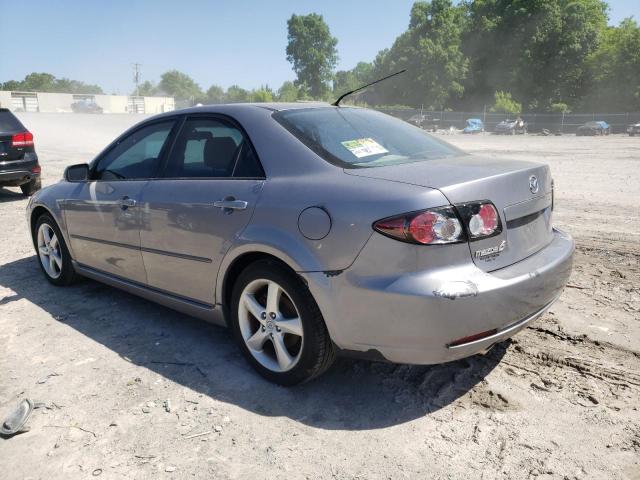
[455,201,502,240]
[373,207,464,245]
[31,165,41,174]
[11,131,34,148]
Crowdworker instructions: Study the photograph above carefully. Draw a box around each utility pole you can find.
[133,63,142,96]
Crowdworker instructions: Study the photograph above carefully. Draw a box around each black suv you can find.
[0,108,41,196]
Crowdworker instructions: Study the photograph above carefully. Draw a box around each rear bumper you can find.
[303,228,574,365]
[0,169,39,186]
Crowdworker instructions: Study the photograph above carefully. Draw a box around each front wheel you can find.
[230,260,335,385]
[33,214,78,286]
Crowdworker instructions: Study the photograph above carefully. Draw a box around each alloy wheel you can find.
[238,279,304,373]
[37,223,63,279]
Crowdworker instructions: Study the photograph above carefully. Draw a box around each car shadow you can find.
[0,188,26,203]
[0,255,508,430]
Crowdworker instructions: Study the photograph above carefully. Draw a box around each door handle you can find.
[213,199,248,211]
[120,197,137,209]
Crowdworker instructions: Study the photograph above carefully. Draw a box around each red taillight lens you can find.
[11,131,34,147]
[374,207,464,245]
[31,165,41,174]
[468,203,499,237]
[455,201,502,240]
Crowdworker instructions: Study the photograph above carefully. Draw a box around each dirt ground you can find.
[1,113,639,479]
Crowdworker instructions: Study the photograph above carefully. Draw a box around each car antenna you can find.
[332,69,406,107]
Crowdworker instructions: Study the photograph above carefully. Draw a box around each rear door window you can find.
[164,117,263,178]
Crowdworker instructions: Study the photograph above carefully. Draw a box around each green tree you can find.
[286,13,338,98]
[462,0,608,110]
[158,70,203,101]
[206,85,226,103]
[1,73,103,94]
[489,91,522,114]
[276,81,300,102]
[251,87,274,103]
[226,85,250,103]
[549,102,571,113]
[372,0,468,109]
[21,72,57,92]
[583,18,640,111]
[135,81,158,96]
[333,62,374,101]
[1,80,23,91]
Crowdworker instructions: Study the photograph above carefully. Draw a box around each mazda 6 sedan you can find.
[26,103,574,385]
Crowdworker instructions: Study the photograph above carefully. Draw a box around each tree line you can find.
[2,1,638,113]
[1,72,103,95]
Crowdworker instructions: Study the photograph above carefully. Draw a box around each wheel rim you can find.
[238,279,304,373]
[37,223,63,279]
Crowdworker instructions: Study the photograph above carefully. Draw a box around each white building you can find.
[0,90,175,114]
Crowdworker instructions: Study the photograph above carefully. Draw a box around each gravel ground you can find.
[1,113,639,479]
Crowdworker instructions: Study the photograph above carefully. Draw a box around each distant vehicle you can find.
[71,100,103,114]
[463,118,484,134]
[627,122,640,136]
[494,118,527,135]
[407,113,440,132]
[576,121,610,136]
[0,108,41,196]
[26,103,574,385]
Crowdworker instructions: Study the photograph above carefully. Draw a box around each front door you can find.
[139,115,265,305]
[64,120,176,283]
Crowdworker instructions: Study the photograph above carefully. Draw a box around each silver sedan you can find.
[26,104,574,385]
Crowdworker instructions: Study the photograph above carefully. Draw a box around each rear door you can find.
[64,119,177,283]
[139,115,264,305]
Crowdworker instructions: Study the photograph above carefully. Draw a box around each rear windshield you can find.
[273,107,461,168]
[0,110,24,133]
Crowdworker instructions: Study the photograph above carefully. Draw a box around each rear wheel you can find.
[33,214,78,286]
[21,178,41,197]
[230,260,335,385]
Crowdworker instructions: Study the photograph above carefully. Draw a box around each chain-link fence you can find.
[377,108,640,134]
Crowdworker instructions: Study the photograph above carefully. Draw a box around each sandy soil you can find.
[1,113,639,479]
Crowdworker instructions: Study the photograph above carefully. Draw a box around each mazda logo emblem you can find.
[529,175,539,194]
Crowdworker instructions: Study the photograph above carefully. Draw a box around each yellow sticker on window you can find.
[341,138,388,158]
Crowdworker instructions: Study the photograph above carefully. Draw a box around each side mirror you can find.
[64,163,90,182]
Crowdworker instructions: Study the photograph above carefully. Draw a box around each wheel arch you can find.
[218,249,304,315]
[29,204,73,255]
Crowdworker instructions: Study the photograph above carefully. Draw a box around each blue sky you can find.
[0,0,637,94]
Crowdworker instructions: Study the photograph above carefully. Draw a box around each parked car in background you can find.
[71,100,103,114]
[576,120,610,136]
[0,108,41,196]
[494,118,527,135]
[26,103,573,385]
[407,113,440,132]
[463,118,484,134]
[627,122,640,136]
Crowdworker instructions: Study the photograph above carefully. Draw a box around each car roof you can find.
[145,101,355,124]
[175,102,331,115]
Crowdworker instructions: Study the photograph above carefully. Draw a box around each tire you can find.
[21,178,41,197]
[229,259,335,385]
[33,213,78,286]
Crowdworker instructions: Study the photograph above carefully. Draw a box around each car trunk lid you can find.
[345,155,554,271]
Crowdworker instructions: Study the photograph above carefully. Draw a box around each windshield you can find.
[273,107,462,168]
